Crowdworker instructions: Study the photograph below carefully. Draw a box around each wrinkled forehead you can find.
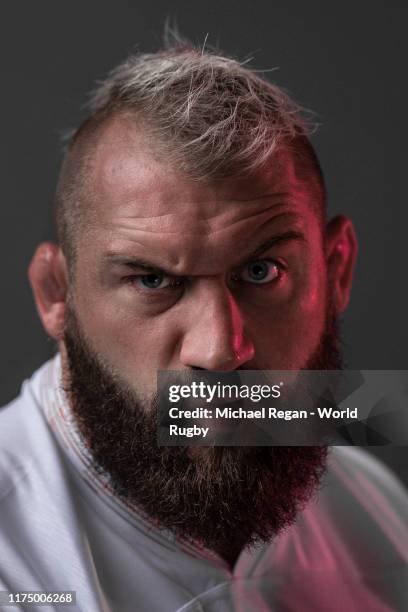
[82,116,316,237]
[67,118,326,278]
[72,117,313,266]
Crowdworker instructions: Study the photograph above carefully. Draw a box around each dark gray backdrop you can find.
[1,2,407,479]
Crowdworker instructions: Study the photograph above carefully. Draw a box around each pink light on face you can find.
[178,281,255,372]
[228,290,255,367]
[67,116,339,407]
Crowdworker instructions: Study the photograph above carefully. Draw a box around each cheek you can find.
[72,288,181,394]
[247,263,328,369]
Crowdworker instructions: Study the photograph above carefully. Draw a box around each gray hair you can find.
[56,42,324,269]
[85,48,313,178]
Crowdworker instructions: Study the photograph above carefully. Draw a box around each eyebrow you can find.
[104,230,306,276]
[248,230,306,259]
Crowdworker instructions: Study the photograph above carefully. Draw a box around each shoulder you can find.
[260,447,408,609]
[327,446,408,520]
[290,446,408,569]
[269,446,408,570]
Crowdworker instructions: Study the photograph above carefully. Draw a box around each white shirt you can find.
[0,356,408,611]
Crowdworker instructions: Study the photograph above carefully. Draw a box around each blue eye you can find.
[139,274,172,289]
[240,260,280,284]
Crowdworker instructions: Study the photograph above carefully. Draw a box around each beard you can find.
[63,301,342,558]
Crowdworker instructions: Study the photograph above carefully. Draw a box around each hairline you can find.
[56,112,326,278]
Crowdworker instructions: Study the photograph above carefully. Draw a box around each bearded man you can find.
[0,41,407,611]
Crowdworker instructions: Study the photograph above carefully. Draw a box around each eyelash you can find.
[124,259,285,293]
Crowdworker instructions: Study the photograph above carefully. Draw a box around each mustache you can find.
[61,301,339,554]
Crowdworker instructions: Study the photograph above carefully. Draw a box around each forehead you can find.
[81,116,319,269]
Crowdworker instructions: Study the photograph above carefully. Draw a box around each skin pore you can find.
[29,115,357,568]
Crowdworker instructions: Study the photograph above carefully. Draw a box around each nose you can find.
[178,281,255,371]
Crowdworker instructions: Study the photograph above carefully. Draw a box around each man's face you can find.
[58,117,338,558]
[68,116,329,398]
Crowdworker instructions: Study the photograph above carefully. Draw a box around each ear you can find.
[28,242,69,340]
[325,215,358,314]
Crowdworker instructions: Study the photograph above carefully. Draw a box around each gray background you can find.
[1,2,407,479]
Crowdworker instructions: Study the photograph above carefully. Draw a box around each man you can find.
[1,41,407,611]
